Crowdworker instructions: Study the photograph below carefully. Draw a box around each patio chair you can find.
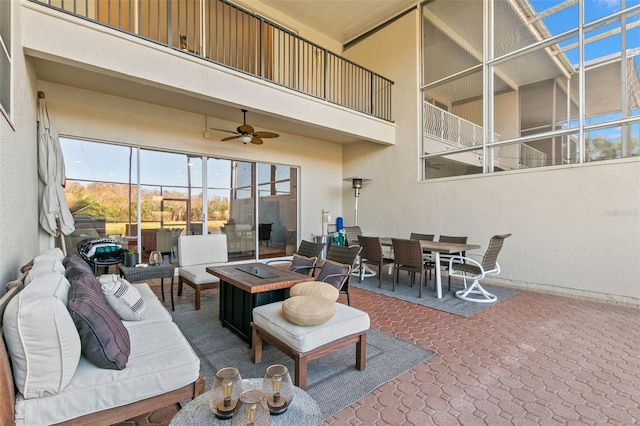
[448,234,511,303]
[437,235,468,291]
[265,240,325,276]
[410,232,435,280]
[357,235,394,288]
[391,238,428,298]
[324,244,362,305]
[343,226,362,247]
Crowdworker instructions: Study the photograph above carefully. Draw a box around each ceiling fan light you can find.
[239,135,253,144]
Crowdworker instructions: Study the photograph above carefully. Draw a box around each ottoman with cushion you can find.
[251,298,370,390]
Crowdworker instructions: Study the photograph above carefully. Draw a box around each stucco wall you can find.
[0,4,40,292]
[342,10,640,304]
[37,81,344,243]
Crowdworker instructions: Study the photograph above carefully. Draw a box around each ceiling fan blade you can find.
[210,127,238,135]
[251,136,264,145]
[238,124,254,134]
[253,131,279,139]
[221,135,240,141]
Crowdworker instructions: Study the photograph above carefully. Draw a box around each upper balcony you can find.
[23,0,396,145]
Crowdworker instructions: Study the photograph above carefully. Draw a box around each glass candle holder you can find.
[261,364,294,415]
[230,389,271,426]
[209,367,243,419]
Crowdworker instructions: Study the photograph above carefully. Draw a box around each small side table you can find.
[169,378,322,425]
[119,262,176,311]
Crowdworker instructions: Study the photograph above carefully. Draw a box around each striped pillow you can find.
[98,274,146,321]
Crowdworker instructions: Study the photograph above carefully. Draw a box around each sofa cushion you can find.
[67,273,130,370]
[289,254,317,276]
[13,321,200,426]
[24,259,66,285]
[98,274,146,321]
[282,295,336,326]
[2,272,81,398]
[253,301,370,353]
[34,248,65,263]
[289,281,339,301]
[63,254,93,275]
[178,265,220,285]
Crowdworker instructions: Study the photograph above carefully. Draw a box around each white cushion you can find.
[252,301,370,353]
[123,284,173,328]
[178,234,228,267]
[24,259,65,285]
[98,274,146,321]
[178,265,220,285]
[3,272,81,399]
[14,322,200,426]
[33,248,65,263]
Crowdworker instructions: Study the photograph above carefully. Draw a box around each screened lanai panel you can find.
[422,7,481,86]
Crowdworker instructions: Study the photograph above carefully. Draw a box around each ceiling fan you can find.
[211,109,279,145]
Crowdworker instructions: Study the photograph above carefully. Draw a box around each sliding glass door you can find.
[60,137,298,262]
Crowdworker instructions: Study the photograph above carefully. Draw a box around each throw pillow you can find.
[63,254,93,275]
[316,259,351,289]
[67,275,131,370]
[289,254,317,276]
[289,281,339,301]
[98,274,146,321]
[282,295,336,326]
[2,272,81,398]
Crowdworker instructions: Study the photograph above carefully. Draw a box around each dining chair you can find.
[324,244,362,305]
[437,235,468,291]
[391,238,428,298]
[342,226,363,247]
[448,234,511,303]
[357,235,394,288]
[409,232,435,280]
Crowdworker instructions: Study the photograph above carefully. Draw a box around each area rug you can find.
[351,272,518,317]
[171,298,434,419]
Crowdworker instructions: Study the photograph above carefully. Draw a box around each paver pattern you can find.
[125,279,640,426]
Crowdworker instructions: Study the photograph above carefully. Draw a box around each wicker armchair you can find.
[357,235,394,288]
[391,238,428,298]
[448,234,511,303]
[409,232,435,280]
[266,240,325,275]
[324,244,362,305]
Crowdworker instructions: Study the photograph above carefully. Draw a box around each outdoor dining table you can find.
[379,237,481,299]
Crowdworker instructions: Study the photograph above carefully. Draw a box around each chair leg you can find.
[177,278,183,296]
[455,279,497,303]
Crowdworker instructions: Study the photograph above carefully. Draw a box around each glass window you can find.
[61,138,299,262]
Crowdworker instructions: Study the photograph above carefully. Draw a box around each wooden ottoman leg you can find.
[177,278,184,296]
[295,355,308,390]
[356,332,367,371]
[194,286,201,310]
[252,327,263,363]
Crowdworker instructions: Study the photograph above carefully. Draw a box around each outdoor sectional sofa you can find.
[0,248,204,425]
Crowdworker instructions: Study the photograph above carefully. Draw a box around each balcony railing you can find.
[423,102,499,148]
[30,0,393,122]
[519,143,548,169]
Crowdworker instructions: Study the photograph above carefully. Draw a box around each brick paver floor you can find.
[133,279,640,426]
